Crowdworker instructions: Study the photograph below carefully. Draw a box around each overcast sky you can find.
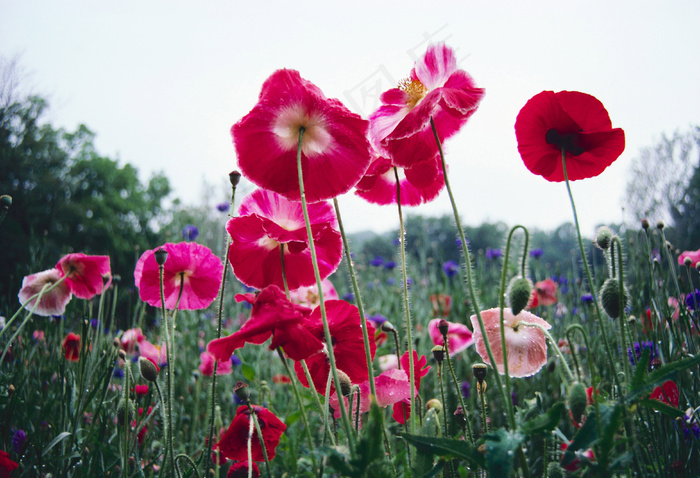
[2,1,699,237]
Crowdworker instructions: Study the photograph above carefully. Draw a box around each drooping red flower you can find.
[134,242,223,310]
[18,268,72,316]
[227,188,343,291]
[470,308,551,378]
[216,405,286,462]
[355,152,445,206]
[56,253,111,299]
[649,380,679,408]
[679,249,700,268]
[534,278,558,306]
[392,351,431,424]
[295,300,377,395]
[428,318,473,355]
[62,332,81,362]
[0,450,19,477]
[369,43,484,169]
[515,90,625,182]
[207,285,324,362]
[233,69,371,203]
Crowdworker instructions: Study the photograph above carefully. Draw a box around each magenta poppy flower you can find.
[428,318,474,355]
[62,332,81,362]
[470,308,552,378]
[138,340,168,366]
[288,278,338,308]
[134,384,149,396]
[134,242,223,310]
[295,300,377,395]
[232,69,371,203]
[18,268,72,316]
[369,43,484,169]
[226,188,342,290]
[207,285,324,362]
[55,253,111,299]
[515,90,625,182]
[679,249,700,268]
[216,405,286,462]
[199,351,232,377]
[355,152,445,206]
[0,450,19,477]
[392,351,431,424]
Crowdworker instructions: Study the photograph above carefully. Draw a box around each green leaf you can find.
[562,404,615,467]
[484,429,524,477]
[625,353,700,403]
[400,434,485,469]
[322,446,359,477]
[520,402,565,436]
[285,409,301,427]
[598,403,624,471]
[637,398,685,418]
[42,432,72,457]
[241,364,256,382]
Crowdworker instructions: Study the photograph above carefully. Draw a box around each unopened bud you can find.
[600,278,629,319]
[335,370,353,397]
[234,381,250,403]
[229,171,242,187]
[595,226,614,250]
[438,319,449,336]
[112,274,121,284]
[684,257,693,267]
[567,382,587,424]
[472,363,488,384]
[380,321,395,333]
[0,195,11,209]
[656,220,665,230]
[138,357,160,382]
[154,248,168,266]
[118,350,127,361]
[426,399,442,414]
[7,384,14,395]
[641,218,650,230]
[507,276,532,316]
[113,338,121,348]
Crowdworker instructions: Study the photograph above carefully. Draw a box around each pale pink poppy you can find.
[378,354,399,371]
[679,249,700,268]
[428,318,473,355]
[534,278,558,306]
[120,328,145,354]
[18,268,72,316]
[288,278,338,308]
[199,351,232,377]
[56,253,111,299]
[470,308,552,378]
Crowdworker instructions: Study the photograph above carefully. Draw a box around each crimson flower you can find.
[649,380,679,408]
[18,268,72,316]
[62,332,81,362]
[207,285,324,362]
[428,318,473,355]
[216,405,286,462]
[134,384,149,396]
[369,43,484,169]
[355,152,444,206]
[470,308,551,378]
[392,351,431,424]
[295,300,377,395]
[134,242,223,310]
[232,69,371,203]
[56,253,111,299]
[515,90,625,182]
[0,450,19,477]
[227,462,260,478]
[226,188,342,290]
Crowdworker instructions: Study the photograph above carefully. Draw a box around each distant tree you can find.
[625,127,700,226]
[670,155,700,250]
[0,92,171,309]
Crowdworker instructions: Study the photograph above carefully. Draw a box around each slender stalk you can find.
[301,360,336,445]
[515,321,574,383]
[246,403,273,477]
[442,334,474,444]
[158,264,176,477]
[393,166,417,438]
[295,127,355,453]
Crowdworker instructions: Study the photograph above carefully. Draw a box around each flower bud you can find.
[118,350,127,361]
[472,363,488,384]
[117,398,135,426]
[684,257,693,267]
[154,248,168,266]
[437,319,449,337]
[234,381,250,403]
[112,274,121,284]
[567,381,588,424]
[600,278,629,319]
[0,195,11,209]
[507,276,532,316]
[656,220,665,230]
[380,321,395,333]
[229,171,242,187]
[426,399,442,414]
[112,338,121,348]
[138,357,160,382]
[431,345,445,363]
[335,370,353,397]
[595,226,614,250]
[641,218,650,230]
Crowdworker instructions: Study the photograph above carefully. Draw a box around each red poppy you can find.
[207,285,324,362]
[56,253,111,300]
[134,384,149,396]
[369,43,484,169]
[294,300,377,395]
[216,405,286,462]
[232,69,371,203]
[649,380,679,408]
[392,351,431,424]
[515,90,625,182]
[271,374,291,384]
[226,188,342,291]
[18,268,72,317]
[134,242,224,310]
[0,450,19,477]
[534,278,558,306]
[62,332,81,362]
[227,461,260,478]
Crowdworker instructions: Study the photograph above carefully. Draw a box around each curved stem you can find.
[175,454,202,478]
[566,324,603,438]
[516,321,574,383]
[301,360,336,446]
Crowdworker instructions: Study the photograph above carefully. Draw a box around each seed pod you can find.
[600,278,629,319]
[567,381,588,424]
[507,276,532,316]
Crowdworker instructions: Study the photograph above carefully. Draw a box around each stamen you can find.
[398,78,428,108]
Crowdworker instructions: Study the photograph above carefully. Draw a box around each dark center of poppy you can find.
[545,129,585,156]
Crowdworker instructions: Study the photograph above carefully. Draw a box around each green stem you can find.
[301,360,336,446]
[442,334,474,444]
[295,127,356,454]
[158,265,176,477]
[247,403,273,477]
[515,321,574,383]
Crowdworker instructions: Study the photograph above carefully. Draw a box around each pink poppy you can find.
[138,340,168,366]
[207,285,324,362]
[62,332,81,362]
[392,351,431,424]
[232,69,371,203]
[216,405,286,462]
[199,351,232,377]
[534,278,558,306]
[679,249,700,268]
[295,300,377,395]
[428,318,474,355]
[288,278,338,308]
[18,268,72,316]
[120,328,145,354]
[134,242,223,310]
[354,153,444,206]
[226,188,342,291]
[56,253,111,299]
[649,380,679,408]
[470,308,552,378]
[328,367,411,421]
[369,43,484,169]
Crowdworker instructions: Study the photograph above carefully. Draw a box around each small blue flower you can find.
[461,381,471,399]
[90,318,100,329]
[387,278,396,286]
[442,260,460,278]
[230,354,242,366]
[113,368,124,379]
[485,248,502,260]
[182,225,199,241]
[342,292,355,302]
[580,293,594,304]
[12,429,26,454]
[685,289,700,310]
[370,256,384,267]
[392,237,401,246]
[367,314,388,325]
[529,249,543,259]
[384,261,397,270]
[628,341,657,368]
[405,277,414,289]
[216,202,230,213]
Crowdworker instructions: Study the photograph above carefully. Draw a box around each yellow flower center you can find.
[398,78,428,109]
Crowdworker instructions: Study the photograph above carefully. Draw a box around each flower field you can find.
[1,43,699,477]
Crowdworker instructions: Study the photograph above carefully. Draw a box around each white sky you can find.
[2,1,699,236]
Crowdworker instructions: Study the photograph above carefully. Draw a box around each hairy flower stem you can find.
[498,225,529,422]
[244,402,273,477]
[301,360,336,446]
[121,358,131,476]
[561,150,621,391]
[441,334,474,444]
[296,127,356,455]
[333,198,377,398]
[430,118,513,428]
[158,265,176,477]
[393,167,417,440]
